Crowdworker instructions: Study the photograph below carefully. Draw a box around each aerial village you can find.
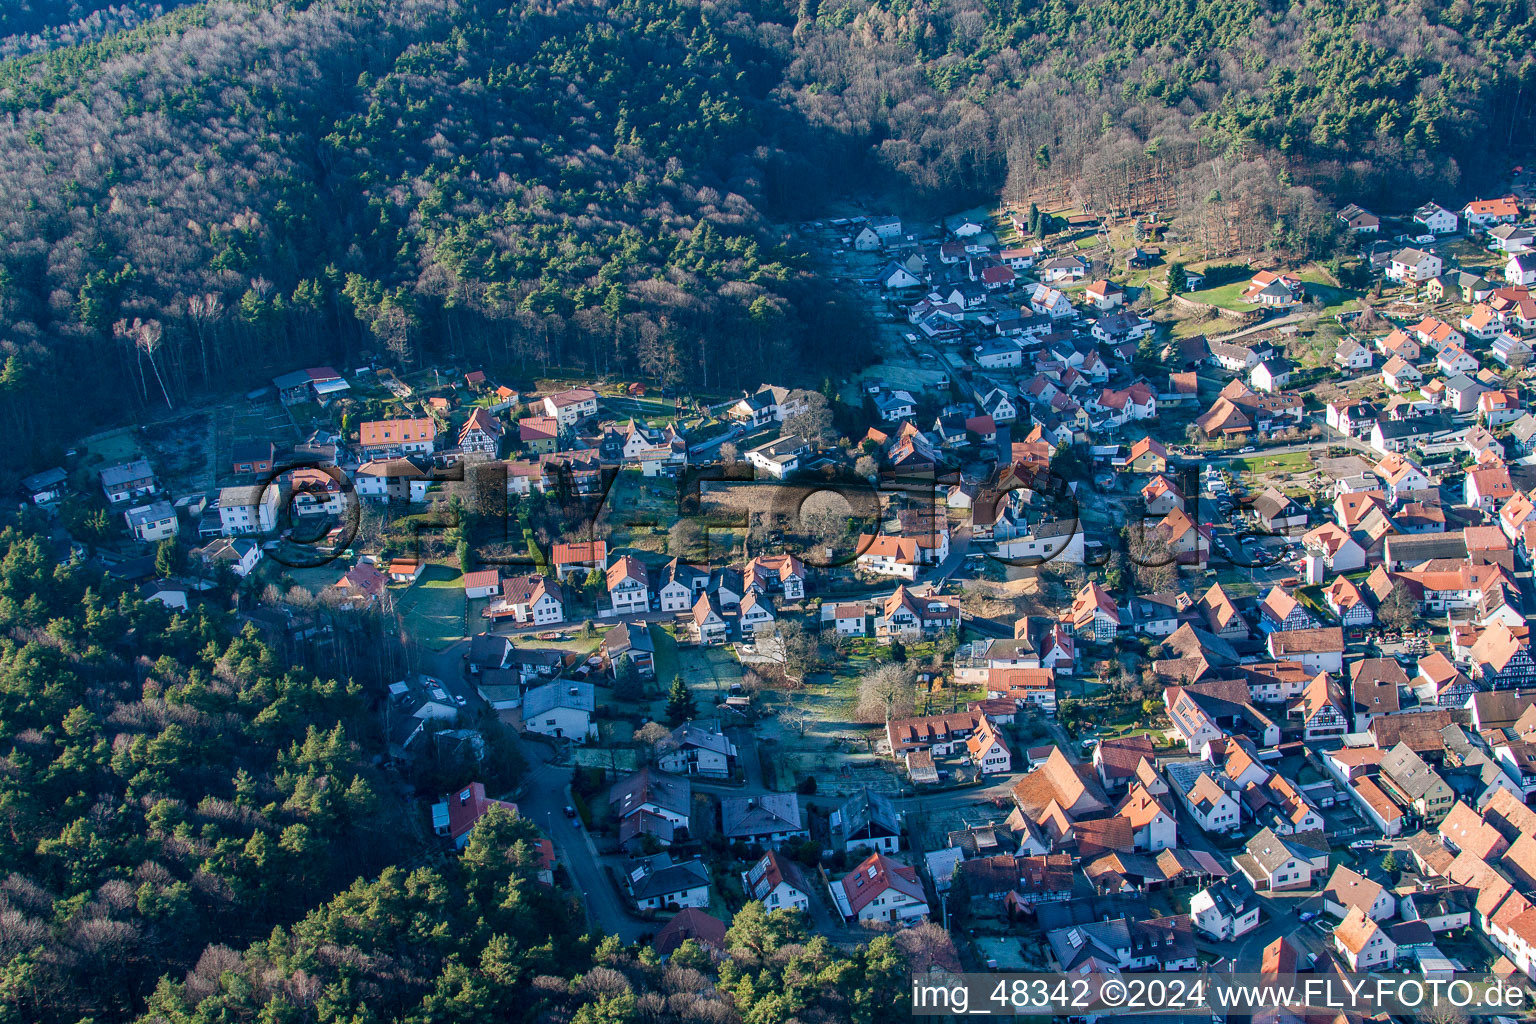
[34,183,1536,980]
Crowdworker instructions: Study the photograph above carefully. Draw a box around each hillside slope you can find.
[786,0,1536,247]
[0,0,1533,462]
[0,0,869,464]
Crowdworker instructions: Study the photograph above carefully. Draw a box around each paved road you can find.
[518,753,651,943]
[921,524,973,584]
[413,641,654,941]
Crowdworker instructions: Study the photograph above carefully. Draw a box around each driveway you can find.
[920,524,973,584]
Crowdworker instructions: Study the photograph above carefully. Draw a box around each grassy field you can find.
[1181,266,1360,318]
[652,625,683,683]
[283,563,349,593]
[396,563,466,650]
[1229,451,1314,475]
[602,470,685,551]
[1296,274,1362,315]
[81,427,141,468]
[673,643,742,702]
[601,394,680,422]
[1182,279,1252,311]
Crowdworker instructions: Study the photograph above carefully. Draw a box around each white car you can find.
[1239,446,1256,453]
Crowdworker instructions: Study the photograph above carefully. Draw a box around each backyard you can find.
[395,563,467,650]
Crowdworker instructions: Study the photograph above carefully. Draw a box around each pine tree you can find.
[1167,261,1188,294]
[154,538,182,578]
[665,675,696,724]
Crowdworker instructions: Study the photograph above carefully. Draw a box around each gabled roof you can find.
[1322,863,1386,916]
[609,766,690,819]
[442,781,517,842]
[653,908,726,956]
[842,852,925,915]
[721,793,803,838]
[519,417,562,445]
[1334,905,1385,956]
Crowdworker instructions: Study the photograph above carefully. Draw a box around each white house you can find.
[1267,628,1345,675]
[1084,280,1124,310]
[606,556,651,616]
[217,484,280,536]
[823,602,869,637]
[966,720,1013,775]
[1335,337,1373,370]
[873,390,917,422]
[631,854,710,911]
[521,681,596,742]
[1039,255,1087,283]
[1116,783,1177,852]
[1190,878,1260,941]
[1029,284,1074,319]
[974,338,1023,369]
[1237,827,1330,892]
[100,459,159,505]
[742,851,812,913]
[193,536,262,578]
[542,387,599,425]
[878,261,923,290]
[125,500,179,543]
[1321,864,1397,923]
[746,435,809,479]
[1508,253,1536,287]
[490,574,565,625]
[354,459,430,503]
[1386,248,1442,283]
[1463,196,1520,229]
[835,852,928,925]
[855,535,920,580]
[1437,344,1480,376]
[1414,203,1458,235]
[1183,773,1242,834]
[1250,359,1291,393]
[658,722,736,777]
[1334,907,1398,971]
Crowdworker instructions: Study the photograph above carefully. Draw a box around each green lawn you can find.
[83,427,141,468]
[1296,273,1362,314]
[396,563,466,650]
[675,644,742,702]
[652,625,682,683]
[1229,451,1313,475]
[284,563,348,594]
[1182,279,1252,311]
[1182,268,1360,317]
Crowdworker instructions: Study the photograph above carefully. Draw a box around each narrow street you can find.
[413,638,656,942]
[516,752,652,943]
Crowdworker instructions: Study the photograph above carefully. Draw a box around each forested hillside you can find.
[2,0,1535,457]
[0,0,871,462]
[0,0,186,48]
[787,0,1536,252]
[0,526,931,1023]
[1,0,1535,458]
